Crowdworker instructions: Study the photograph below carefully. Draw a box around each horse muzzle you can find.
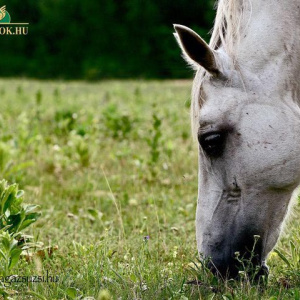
[202,231,269,279]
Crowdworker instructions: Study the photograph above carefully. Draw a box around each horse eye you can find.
[199,132,226,157]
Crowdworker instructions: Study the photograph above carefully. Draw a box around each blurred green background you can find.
[1,0,215,80]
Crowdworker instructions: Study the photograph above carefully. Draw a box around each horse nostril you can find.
[228,189,241,198]
[227,188,241,202]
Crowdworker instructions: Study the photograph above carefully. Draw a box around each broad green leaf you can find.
[66,287,78,299]
[19,219,38,231]
[9,248,22,268]
[0,184,17,215]
[24,205,39,214]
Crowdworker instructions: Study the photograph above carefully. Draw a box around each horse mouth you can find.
[206,234,268,279]
[208,256,268,280]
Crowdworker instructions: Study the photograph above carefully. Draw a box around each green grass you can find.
[0,79,299,299]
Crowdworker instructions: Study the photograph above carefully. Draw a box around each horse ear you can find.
[173,24,220,76]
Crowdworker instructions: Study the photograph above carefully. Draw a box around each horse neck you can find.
[232,0,300,101]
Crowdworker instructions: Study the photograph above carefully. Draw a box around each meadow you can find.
[0,79,299,299]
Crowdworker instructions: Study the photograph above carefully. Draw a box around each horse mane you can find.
[210,0,248,55]
[191,0,249,137]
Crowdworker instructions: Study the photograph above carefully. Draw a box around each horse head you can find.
[174,16,300,278]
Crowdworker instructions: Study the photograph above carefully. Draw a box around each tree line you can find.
[1,0,215,79]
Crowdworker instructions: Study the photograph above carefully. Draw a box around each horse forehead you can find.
[199,86,249,124]
[199,88,299,129]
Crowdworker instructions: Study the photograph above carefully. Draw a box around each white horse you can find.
[174,0,300,277]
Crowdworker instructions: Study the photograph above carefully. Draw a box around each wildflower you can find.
[129,199,138,206]
[98,289,112,300]
[53,144,60,151]
[141,283,148,291]
[268,251,278,260]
